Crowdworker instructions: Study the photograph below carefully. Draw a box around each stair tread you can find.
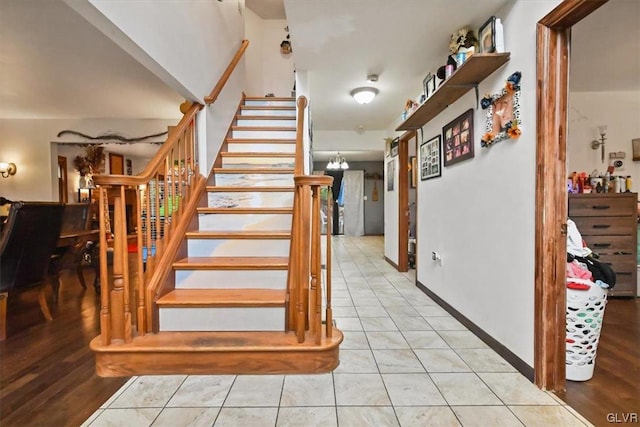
[220,152,294,157]
[240,105,295,111]
[91,326,342,353]
[186,230,291,239]
[232,126,295,131]
[173,256,289,270]
[236,115,295,120]
[226,139,295,144]
[207,186,294,192]
[198,207,292,213]
[158,289,286,307]
[244,97,295,101]
[213,167,294,174]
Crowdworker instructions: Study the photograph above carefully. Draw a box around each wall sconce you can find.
[0,162,17,178]
[590,125,607,163]
[326,153,349,170]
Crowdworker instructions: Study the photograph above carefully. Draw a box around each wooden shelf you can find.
[396,53,510,131]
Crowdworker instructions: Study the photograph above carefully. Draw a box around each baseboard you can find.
[416,280,534,382]
[384,256,399,270]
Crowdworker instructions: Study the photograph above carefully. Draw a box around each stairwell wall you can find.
[70,0,248,176]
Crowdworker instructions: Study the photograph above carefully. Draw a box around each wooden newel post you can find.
[98,186,111,345]
[326,186,333,338]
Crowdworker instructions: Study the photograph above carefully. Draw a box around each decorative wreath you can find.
[480,71,522,147]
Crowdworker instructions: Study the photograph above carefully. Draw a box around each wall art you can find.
[443,109,474,166]
[480,71,522,147]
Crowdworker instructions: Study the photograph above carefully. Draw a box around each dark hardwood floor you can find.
[558,297,640,427]
[0,270,129,427]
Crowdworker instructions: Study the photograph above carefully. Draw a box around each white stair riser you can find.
[244,100,296,107]
[187,239,290,257]
[227,143,295,153]
[215,173,294,187]
[199,213,292,231]
[241,109,295,117]
[222,157,294,169]
[208,192,294,208]
[236,119,295,127]
[232,130,296,139]
[159,307,285,331]
[175,270,287,289]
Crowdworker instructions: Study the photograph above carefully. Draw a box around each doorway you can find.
[397,130,416,272]
[534,0,609,391]
[57,156,68,203]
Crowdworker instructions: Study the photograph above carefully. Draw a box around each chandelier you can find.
[326,153,349,170]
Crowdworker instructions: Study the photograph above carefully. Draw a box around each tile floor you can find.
[83,236,593,427]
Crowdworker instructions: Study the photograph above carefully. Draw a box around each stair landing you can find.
[90,326,343,376]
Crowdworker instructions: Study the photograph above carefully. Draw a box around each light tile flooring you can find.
[83,236,593,427]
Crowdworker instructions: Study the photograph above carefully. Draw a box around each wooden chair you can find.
[0,201,64,341]
[50,203,99,298]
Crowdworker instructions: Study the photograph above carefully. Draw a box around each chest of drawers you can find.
[568,193,638,297]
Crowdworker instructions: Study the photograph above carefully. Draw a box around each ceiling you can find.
[1,0,637,161]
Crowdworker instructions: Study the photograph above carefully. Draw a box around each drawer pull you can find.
[592,224,610,229]
[592,205,610,210]
[593,243,611,248]
[614,251,633,255]
[616,272,632,276]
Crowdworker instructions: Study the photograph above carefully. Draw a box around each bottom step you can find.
[90,326,343,377]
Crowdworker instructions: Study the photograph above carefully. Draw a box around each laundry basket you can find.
[566,279,608,381]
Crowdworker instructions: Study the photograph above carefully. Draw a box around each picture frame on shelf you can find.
[423,73,436,99]
[479,16,496,53]
[443,108,474,167]
[420,135,442,180]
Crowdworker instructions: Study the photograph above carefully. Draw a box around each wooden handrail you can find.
[204,40,249,105]
[94,101,202,344]
[93,103,202,187]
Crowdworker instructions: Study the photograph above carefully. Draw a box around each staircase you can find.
[91,97,343,377]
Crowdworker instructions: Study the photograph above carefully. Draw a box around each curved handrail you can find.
[93,100,203,343]
[204,39,249,105]
[93,103,202,187]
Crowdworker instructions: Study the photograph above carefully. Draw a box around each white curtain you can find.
[343,170,364,236]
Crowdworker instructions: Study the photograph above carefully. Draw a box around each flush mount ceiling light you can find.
[351,87,379,104]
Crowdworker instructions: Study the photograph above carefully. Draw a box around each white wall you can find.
[0,118,173,201]
[568,91,640,193]
[244,9,295,97]
[410,0,562,368]
[313,130,387,152]
[71,0,248,176]
[74,0,245,103]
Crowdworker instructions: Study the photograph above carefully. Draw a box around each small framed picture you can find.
[390,137,399,157]
[479,16,496,53]
[443,109,474,167]
[423,73,436,99]
[632,138,640,161]
[420,135,442,180]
